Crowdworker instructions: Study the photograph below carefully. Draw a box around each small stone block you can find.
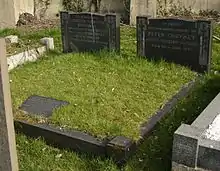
[106,136,136,165]
[198,138,220,171]
[19,95,69,117]
[40,37,54,50]
[5,35,18,44]
[172,124,203,168]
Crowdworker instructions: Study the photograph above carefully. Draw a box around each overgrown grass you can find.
[0,27,60,56]
[10,26,196,140]
[17,133,118,171]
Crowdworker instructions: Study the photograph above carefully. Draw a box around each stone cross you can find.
[0,38,19,171]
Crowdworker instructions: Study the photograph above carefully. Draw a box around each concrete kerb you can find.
[7,46,46,71]
[172,92,220,171]
[7,37,54,71]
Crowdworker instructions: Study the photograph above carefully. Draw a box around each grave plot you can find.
[0,30,41,56]
[11,15,212,165]
[0,25,61,56]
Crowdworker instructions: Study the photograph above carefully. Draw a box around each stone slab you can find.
[172,92,220,170]
[172,124,203,168]
[192,92,220,129]
[40,37,54,50]
[198,138,220,171]
[19,95,69,117]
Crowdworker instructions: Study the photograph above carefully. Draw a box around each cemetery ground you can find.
[0,23,220,170]
[0,19,59,56]
[0,29,41,56]
[3,25,197,140]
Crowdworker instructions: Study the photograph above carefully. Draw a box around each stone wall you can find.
[0,0,220,28]
[0,0,16,28]
[44,0,125,18]
[34,0,62,19]
[166,0,220,12]
[157,0,220,13]
[17,0,34,16]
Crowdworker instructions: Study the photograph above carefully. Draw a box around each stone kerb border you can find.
[172,92,220,171]
[7,37,54,71]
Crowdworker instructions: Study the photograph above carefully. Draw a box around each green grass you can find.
[9,24,220,170]
[16,74,220,171]
[10,26,196,140]
[17,133,118,171]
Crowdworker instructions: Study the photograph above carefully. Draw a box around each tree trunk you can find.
[130,0,157,26]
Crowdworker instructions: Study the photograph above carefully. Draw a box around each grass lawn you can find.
[3,23,220,170]
[16,75,220,171]
[10,26,197,140]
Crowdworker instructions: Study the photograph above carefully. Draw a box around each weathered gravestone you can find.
[60,12,120,53]
[0,38,19,171]
[136,17,213,73]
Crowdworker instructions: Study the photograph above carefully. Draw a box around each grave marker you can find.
[136,17,213,73]
[60,12,120,53]
[19,95,69,117]
[0,38,19,171]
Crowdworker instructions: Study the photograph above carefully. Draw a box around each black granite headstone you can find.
[60,11,120,53]
[136,17,213,73]
[19,95,69,117]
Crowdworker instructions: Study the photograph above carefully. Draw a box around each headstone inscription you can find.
[136,17,213,73]
[0,38,19,171]
[60,12,120,53]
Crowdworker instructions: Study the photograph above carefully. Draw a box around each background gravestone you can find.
[0,38,19,171]
[60,12,120,53]
[136,17,213,73]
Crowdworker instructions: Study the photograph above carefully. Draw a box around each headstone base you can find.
[172,162,207,171]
